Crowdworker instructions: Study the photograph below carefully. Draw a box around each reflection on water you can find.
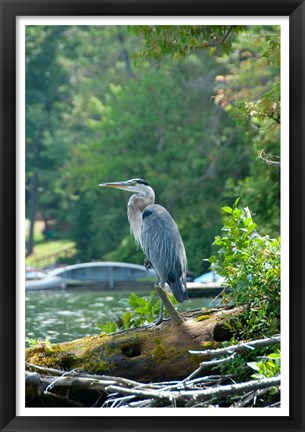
[26,289,219,343]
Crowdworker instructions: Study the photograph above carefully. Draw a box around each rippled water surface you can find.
[26,289,218,343]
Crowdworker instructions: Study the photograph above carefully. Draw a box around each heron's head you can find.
[99,178,152,195]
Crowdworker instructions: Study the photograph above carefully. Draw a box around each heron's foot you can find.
[144,258,153,270]
[142,318,163,329]
[153,315,164,325]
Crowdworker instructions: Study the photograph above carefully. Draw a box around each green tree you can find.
[64,50,248,272]
[131,25,246,59]
[26,25,280,277]
[214,26,280,235]
[26,26,72,253]
[132,24,281,236]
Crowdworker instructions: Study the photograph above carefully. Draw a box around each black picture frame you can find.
[0,1,304,431]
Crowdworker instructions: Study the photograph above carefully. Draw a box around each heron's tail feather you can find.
[168,275,188,303]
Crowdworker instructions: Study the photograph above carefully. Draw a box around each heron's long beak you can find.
[99,181,135,192]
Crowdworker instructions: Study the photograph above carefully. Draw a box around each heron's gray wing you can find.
[140,204,187,302]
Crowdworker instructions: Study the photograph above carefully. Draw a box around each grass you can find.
[26,240,76,267]
[25,219,76,267]
[25,219,45,243]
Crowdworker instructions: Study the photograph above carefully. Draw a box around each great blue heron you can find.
[99,178,188,323]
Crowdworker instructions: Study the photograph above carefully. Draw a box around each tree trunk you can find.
[25,306,241,406]
[117,32,134,78]
[26,172,38,256]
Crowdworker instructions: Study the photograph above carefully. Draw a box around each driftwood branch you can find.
[189,334,281,358]
[106,376,280,404]
[231,386,273,408]
[154,284,184,325]
[26,364,280,408]
[259,150,281,166]
[186,335,280,381]
[181,376,280,407]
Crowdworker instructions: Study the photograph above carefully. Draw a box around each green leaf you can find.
[97,321,118,334]
[244,217,252,227]
[208,255,217,263]
[134,306,149,314]
[267,352,280,359]
[221,206,233,214]
[247,361,260,371]
[233,197,241,208]
[122,311,132,328]
[232,208,242,218]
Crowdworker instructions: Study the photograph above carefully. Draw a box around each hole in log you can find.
[121,343,143,358]
[213,322,234,342]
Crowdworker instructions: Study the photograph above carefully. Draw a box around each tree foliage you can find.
[208,201,280,340]
[131,25,246,59]
[26,26,74,251]
[26,25,281,276]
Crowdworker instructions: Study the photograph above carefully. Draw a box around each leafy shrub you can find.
[25,337,53,350]
[97,321,118,334]
[97,291,177,333]
[208,199,280,340]
[247,350,280,379]
[212,339,279,386]
[25,337,41,347]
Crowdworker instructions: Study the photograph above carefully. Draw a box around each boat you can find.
[186,281,224,297]
[25,261,157,291]
[26,268,47,280]
[25,262,226,298]
[186,271,226,297]
[193,270,225,284]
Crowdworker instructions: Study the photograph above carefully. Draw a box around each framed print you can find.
[0,0,304,431]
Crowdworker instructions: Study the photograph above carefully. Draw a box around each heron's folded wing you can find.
[141,204,186,284]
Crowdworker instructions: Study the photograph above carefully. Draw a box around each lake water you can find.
[25,289,219,344]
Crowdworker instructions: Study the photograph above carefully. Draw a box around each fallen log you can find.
[25,334,281,408]
[25,306,241,406]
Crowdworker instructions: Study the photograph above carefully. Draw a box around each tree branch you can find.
[259,150,281,166]
[185,335,280,381]
[105,376,280,406]
[155,284,185,325]
[205,26,233,48]
[181,376,280,406]
[189,334,280,358]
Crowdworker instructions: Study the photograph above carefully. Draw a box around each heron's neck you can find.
[127,190,155,245]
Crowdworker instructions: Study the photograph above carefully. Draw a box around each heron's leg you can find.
[155,301,164,325]
[144,258,153,270]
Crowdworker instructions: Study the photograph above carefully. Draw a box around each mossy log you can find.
[25,306,241,407]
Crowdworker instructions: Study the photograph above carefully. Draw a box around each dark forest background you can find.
[26,25,280,276]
